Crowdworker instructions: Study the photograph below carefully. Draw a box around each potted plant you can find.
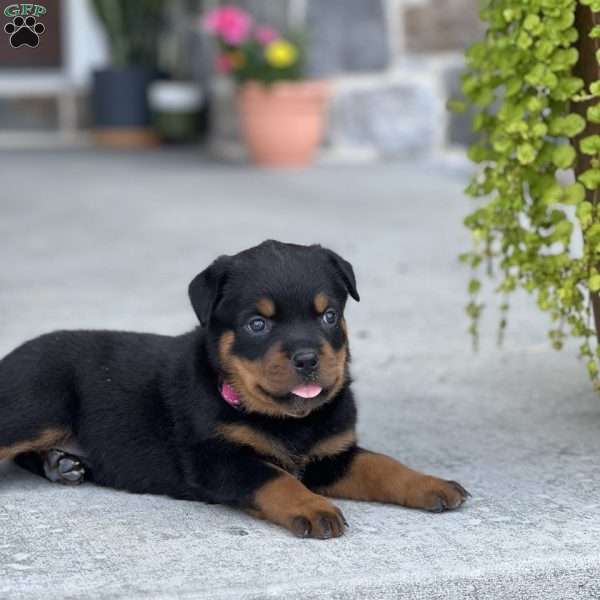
[90,0,165,147]
[147,1,205,144]
[148,80,204,143]
[202,5,329,167]
[454,1,600,386]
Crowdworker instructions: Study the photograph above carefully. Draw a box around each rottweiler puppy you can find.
[0,240,469,538]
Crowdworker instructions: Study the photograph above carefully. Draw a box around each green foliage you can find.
[457,0,600,385]
[90,0,165,68]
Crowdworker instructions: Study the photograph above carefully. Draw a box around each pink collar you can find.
[220,381,242,409]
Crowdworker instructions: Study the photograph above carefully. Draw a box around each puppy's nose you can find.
[292,349,319,375]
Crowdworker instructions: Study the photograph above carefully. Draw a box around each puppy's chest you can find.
[216,420,356,477]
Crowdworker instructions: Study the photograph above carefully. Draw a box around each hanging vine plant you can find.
[453,0,600,384]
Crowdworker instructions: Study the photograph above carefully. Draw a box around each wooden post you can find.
[573,5,600,339]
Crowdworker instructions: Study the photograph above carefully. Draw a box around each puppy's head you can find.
[189,240,359,418]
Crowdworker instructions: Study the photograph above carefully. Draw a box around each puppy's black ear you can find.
[326,249,360,302]
[188,255,231,326]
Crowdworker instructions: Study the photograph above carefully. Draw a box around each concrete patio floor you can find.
[1,150,600,599]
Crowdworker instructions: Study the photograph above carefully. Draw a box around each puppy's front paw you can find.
[43,449,86,486]
[288,497,347,539]
[410,476,471,512]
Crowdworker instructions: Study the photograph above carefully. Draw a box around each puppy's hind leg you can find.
[0,426,72,462]
[14,449,87,486]
[0,334,79,471]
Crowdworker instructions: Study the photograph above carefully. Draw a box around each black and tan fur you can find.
[0,240,469,538]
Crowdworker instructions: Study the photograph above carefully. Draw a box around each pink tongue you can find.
[291,384,323,399]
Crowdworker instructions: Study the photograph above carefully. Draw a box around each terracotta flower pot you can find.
[237,80,329,167]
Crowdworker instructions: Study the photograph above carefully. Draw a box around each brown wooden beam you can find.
[573,5,600,339]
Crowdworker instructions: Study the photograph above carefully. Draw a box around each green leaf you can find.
[551,48,579,71]
[552,144,576,169]
[531,122,548,137]
[554,10,575,29]
[524,14,541,31]
[542,183,563,205]
[587,104,600,124]
[580,135,600,155]
[563,114,586,136]
[549,114,585,136]
[447,99,466,113]
[525,64,545,86]
[472,112,485,131]
[493,135,513,154]
[556,77,583,98]
[576,200,594,228]
[461,75,478,96]
[590,275,600,292]
[553,220,573,240]
[466,41,486,63]
[505,120,528,135]
[579,170,600,191]
[564,27,578,45]
[468,279,481,294]
[586,223,600,244]
[517,143,536,165]
[498,102,524,122]
[502,8,517,22]
[474,88,494,108]
[467,144,487,163]
[565,48,578,66]
[502,8,520,23]
[577,201,593,218]
[517,31,532,49]
[543,71,560,90]
[563,183,586,205]
[505,78,522,97]
[526,96,544,112]
[534,39,554,60]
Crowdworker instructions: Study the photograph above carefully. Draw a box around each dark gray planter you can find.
[92,67,156,128]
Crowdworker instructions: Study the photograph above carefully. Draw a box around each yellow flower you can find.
[264,39,298,68]
[228,50,246,69]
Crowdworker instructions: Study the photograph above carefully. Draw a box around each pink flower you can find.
[214,53,233,74]
[202,6,252,46]
[254,25,279,45]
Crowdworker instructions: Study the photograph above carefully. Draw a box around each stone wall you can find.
[207,0,485,162]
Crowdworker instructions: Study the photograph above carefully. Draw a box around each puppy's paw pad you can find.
[44,449,85,486]
[289,501,347,539]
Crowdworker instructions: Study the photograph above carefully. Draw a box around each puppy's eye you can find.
[246,316,270,334]
[322,308,338,326]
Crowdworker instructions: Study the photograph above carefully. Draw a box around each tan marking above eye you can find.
[255,297,276,318]
[314,292,329,314]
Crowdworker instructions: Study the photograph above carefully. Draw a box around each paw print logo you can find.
[4,16,45,48]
